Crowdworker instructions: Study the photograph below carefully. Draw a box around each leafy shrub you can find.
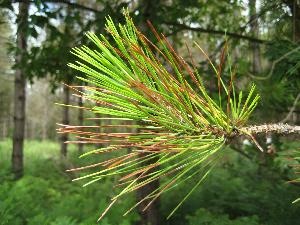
[186,208,260,225]
[161,146,300,225]
[0,140,138,225]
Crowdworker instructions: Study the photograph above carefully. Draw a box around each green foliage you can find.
[160,144,300,225]
[1,140,300,224]
[276,142,300,204]
[0,140,138,225]
[257,40,300,114]
[265,41,300,84]
[186,208,259,225]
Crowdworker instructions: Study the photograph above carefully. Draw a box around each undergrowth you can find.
[1,139,299,225]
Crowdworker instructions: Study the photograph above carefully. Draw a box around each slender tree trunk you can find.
[1,122,4,139]
[291,0,300,42]
[9,102,13,138]
[249,0,262,74]
[12,1,29,179]
[42,95,49,140]
[95,102,104,150]
[78,86,84,154]
[136,1,161,225]
[292,1,300,125]
[60,83,70,158]
[136,155,160,225]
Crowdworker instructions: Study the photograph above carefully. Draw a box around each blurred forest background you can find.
[0,0,300,225]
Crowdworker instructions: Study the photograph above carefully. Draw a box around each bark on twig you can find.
[241,123,300,135]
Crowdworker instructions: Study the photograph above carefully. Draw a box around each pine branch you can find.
[241,123,300,135]
[56,12,300,221]
[12,0,100,13]
[163,21,266,43]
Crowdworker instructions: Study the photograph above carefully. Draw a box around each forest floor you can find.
[0,139,299,225]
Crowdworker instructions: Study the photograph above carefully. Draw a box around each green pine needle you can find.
[59,10,260,221]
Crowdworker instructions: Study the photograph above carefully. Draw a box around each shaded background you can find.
[0,0,299,224]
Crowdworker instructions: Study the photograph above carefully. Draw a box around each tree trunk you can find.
[12,1,29,180]
[291,0,300,42]
[60,83,70,158]
[292,1,300,125]
[42,96,49,140]
[136,1,161,225]
[94,102,104,150]
[78,86,84,154]
[1,121,5,139]
[249,0,262,74]
[136,155,160,225]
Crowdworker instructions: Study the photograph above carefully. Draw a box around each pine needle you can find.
[58,10,260,221]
